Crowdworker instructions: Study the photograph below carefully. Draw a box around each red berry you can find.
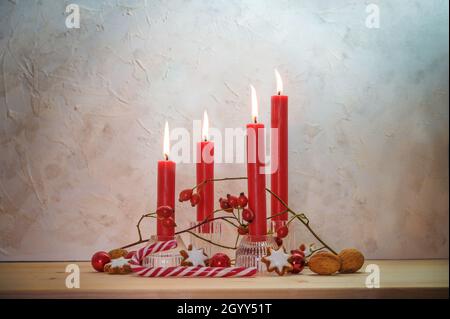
[190,193,200,207]
[162,217,176,228]
[156,205,173,218]
[275,237,283,247]
[209,253,231,267]
[91,251,111,272]
[179,189,193,202]
[126,251,136,259]
[299,243,306,251]
[276,225,289,239]
[289,254,305,274]
[238,225,248,235]
[219,198,233,212]
[238,192,248,208]
[227,194,239,209]
[290,249,305,257]
[242,208,254,223]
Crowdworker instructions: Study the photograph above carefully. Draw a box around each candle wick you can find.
[278,91,281,96]
[164,154,169,161]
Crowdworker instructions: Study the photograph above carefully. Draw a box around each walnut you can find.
[338,248,365,273]
[308,251,341,275]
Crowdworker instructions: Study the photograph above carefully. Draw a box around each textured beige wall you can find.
[0,0,448,260]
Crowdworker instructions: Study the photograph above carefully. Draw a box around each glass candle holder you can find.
[189,221,222,257]
[271,220,297,252]
[143,235,187,268]
[235,234,278,273]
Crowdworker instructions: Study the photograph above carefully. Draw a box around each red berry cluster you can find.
[288,244,306,274]
[156,205,176,228]
[208,253,231,267]
[238,225,248,235]
[179,188,253,236]
[178,189,201,207]
[218,193,256,236]
[273,225,289,247]
[219,193,248,211]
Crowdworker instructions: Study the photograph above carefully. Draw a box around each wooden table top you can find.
[0,259,448,298]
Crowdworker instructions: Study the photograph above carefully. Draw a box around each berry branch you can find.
[264,187,337,255]
[175,215,240,235]
[119,175,336,256]
[267,209,289,220]
[136,212,157,242]
[120,214,243,250]
[305,245,326,258]
[192,176,247,191]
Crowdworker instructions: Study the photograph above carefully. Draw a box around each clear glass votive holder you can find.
[143,235,187,268]
[235,234,278,274]
[189,221,222,257]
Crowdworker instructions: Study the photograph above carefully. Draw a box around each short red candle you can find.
[156,122,176,241]
[196,140,214,233]
[271,93,288,223]
[246,85,267,238]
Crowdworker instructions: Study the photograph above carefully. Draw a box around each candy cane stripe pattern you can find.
[130,240,257,278]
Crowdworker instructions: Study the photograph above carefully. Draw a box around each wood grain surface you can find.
[0,259,448,298]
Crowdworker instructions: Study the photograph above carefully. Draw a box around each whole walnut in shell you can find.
[308,251,341,275]
[338,248,364,273]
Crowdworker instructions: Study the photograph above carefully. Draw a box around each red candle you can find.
[271,69,288,229]
[247,85,267,238]
[156,121,176,241]
[196,111,214,233]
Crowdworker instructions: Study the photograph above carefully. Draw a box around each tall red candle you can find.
[247,85,267,237]
[271,69,288,229]
[196,111,214,233]
[156,121,176,241]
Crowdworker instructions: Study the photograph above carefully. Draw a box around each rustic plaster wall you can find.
[0,0,448,260]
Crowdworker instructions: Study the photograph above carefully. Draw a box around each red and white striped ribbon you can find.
[129,240,257,278]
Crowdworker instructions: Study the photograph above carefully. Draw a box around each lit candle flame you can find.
[163,121,170,160]
[251,84,258,123]
[202,110,209,141]
[275,69,283,95]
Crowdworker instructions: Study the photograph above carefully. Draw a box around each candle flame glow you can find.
[202,110,209,141]
[275,69,283,95]
[251,84,258,123]
[163,121,170,160]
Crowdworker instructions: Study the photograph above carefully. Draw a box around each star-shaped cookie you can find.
[180,245,209,266]
[104,257,132,274]
[261,247,293,276]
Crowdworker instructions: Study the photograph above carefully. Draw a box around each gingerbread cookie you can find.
[104,257,132,274]
[180,245,208,266]
[261,247,293,276]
